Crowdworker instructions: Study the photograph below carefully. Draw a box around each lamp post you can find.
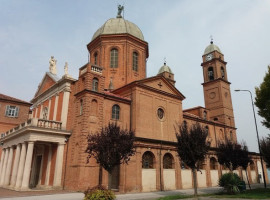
[234,89,266,188]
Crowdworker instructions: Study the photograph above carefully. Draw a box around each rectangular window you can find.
[5,105,19,117]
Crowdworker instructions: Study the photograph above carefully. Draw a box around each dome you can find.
[158,63,173,74]
[91,18,144,41]
[204,42,222,55]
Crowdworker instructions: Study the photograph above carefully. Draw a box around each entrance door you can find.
[110,165,120,190]
[33,155,42,187]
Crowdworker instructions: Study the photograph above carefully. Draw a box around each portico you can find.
[0,118,70,191]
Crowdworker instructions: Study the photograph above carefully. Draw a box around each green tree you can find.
[255,65,270,129]
[237,142,252,189]
[217,141,242,171]
[175,122,210,196]
[85,122,135,189]
[260,136,270,168]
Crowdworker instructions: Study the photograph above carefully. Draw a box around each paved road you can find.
[0,184,268,200]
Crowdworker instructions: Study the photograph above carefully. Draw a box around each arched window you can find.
[142,151,155,169]
[203,111,207,120]
[112,104,120,120]
[208,67,214,81]
[92,78,99,92]
[221,67,225,79]
[157,108,164,120]
[250,161,255,170]
[94,52,98,65]
[210,157,218,170]
[214,117,218,121]
[132,52,138,71]
[80,99,83,115]
[43,107,48,120]
[163,153,174,169]
[90,99,98,116]
[110,48,118,68]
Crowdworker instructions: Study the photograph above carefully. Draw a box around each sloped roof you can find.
[0,93,31,105]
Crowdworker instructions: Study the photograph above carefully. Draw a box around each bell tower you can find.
[201,41,235,127]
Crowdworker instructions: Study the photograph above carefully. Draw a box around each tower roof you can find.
[158,63,173,74]
[203,42,222,55]
[92,18,144,41]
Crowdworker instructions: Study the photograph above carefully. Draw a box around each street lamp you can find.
[234,89,266,188]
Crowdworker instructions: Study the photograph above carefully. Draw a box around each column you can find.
[21,142,34,190]
[0,149,7,185]
[45,145,52,186]
[53,94,59,121]
[10,144,21,187]
[48,98,52,120]
[4,147,13,185]
[0,149,6,174]
[34,106,38,118]
[39,104,44,119]
[0,148,9,185]
[53,143,65,186]
[15,143,27,189]
[60,90,70,129]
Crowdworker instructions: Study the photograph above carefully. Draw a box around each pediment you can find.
[138,76,185,99]
[34,72,60,98]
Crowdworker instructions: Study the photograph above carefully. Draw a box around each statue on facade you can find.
[64,62,68,75]
[49,56,57,75]
[117,5,124,18]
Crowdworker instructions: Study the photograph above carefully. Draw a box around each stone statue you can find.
[64,62,68,75]
[49,56,57,75]
[117,5,124,18]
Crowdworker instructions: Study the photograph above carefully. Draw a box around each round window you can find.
[157,108,164,119]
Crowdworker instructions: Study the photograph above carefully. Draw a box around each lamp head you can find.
[234,89,240,92]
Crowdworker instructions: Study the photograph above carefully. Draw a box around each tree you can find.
[217,141,242,171]
[85,122,135,189]
[260,136,270,168]
[237,142,252,189]
[255,65,270,129]
[217,141,252,189]
[175,122,210,196]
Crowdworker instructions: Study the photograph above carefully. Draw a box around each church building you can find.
[0,8,268,193]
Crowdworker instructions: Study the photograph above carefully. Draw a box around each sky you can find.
[0,0,269,152]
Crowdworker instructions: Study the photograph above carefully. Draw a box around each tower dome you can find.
[91,18,144,41]
[158,62,173,74]
[203,41,222,55]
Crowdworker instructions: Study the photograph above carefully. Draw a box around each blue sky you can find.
[0,0,269,152]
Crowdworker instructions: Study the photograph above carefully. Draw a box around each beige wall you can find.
[210,170,219,186]
[142,169,156,192]
[181,170,192,189]
[163,169,176,190]
[197,170,207,188]
[251,171,257,183]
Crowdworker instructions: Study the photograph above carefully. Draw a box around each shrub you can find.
[84,186,116,200]
[218,173,242,194]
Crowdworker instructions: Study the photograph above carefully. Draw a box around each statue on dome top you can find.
[117,5,124,18]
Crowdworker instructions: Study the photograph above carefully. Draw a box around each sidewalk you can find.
[0,184,267,200]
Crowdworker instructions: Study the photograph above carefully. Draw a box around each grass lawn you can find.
[157,188,270,200]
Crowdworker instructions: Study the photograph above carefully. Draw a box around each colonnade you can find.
[0,141,65,190]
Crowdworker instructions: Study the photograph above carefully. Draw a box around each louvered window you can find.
[5,105,19,117]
